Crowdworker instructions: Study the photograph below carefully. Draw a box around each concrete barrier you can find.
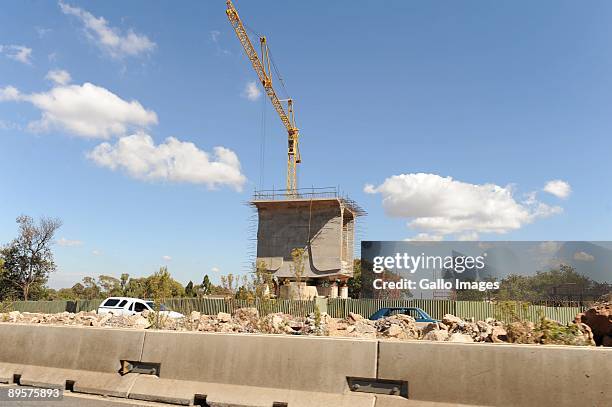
[0,323,611,406]
[376,340,612,407]
[0,324,144,397]
[129,331,378,406]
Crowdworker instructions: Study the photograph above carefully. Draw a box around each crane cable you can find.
[259,86,266,190]
[243,23,290,101]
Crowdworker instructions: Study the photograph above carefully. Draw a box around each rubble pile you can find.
[418,314,507,343]
[0,307,603,346]
[575,300,612,346]
[1,310,152,329]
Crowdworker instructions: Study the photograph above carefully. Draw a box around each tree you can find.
[120,273,130,295]
[69,283,85,299]
[148,267,173,328]
[98,275,122,297]
[0,258,13,300]
[252,260,273,299]
[149,267,173,302]
[81,276,101,300]
[348,259,362,298]
[125,277,148,299]
[185,280,194,297]
[1,215,62,300]
[201,275,212,295]
[495,265,601,304]
[220,273,237,294]
[291,248,305,299]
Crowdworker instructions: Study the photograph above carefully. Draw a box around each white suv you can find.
[97,297,184,318]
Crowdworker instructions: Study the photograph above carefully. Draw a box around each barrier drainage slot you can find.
[119,361,160,376]
[12,374,21,385]
[272,403,288,407]
[193,394,209,406]
[347,377,408,398]
[65,380,75,392]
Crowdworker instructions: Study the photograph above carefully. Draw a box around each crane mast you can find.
[226,0,301,194]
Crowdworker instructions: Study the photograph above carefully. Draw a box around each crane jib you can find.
[226,0,301,192]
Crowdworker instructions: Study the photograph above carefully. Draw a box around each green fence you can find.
[10,299,103,314]
[9,298,585,324]
[163,298,316,317]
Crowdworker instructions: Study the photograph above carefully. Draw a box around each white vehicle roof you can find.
[101,297,150,302]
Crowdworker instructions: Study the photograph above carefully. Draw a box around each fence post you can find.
[315,297,327,315]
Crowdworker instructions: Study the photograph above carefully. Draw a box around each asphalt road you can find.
[0,385,174,407]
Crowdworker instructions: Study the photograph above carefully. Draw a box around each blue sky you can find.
[1,1,611,288]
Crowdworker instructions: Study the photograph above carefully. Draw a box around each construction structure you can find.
[227,2,365,298]
[250,188,365,298]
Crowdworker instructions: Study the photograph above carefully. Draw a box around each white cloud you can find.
[242,81,261,101]
[45,69,72,85]
[211,266,220,273]
[365,173,563,238]
[405,233,444,242]
[57,237,83,247]
[209,30,230,55]
[59,1,156,58]
[543,179,571,199]
[0,86,21,101]
[87,133,246,191]
[0,82,157,138]
[457,232,479,241]
[0,45,33,65]
[573,251,594,262]
[162,255,172,261]
[92,249,101,256]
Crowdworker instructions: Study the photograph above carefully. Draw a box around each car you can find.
[369,307,438,327]
[97,297,184,318]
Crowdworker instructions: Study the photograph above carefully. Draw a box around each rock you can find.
[8,311,20,322]
[348,312,364,323]
[577,323,596,346]
[217,312,231,323]
[348,321,376,338]
[132,315,151,329]
[386,324,404,337]
[506,321,537,344]
[189,311,201,323]
[0,305,601,346]
[421,322,440,336]
[448,333,474,343]
[98,313,113,326]
[259,313,292,334]
[575,301,611,346]
[490,326,508,343]
[233,307,259,322]
[442,314,463,327]
[475,320,493,342]
[354,321,376,334]
[423,329,449,341]
[232,308,259,332]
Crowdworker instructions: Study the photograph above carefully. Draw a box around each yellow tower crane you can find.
[226,0,301,194]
